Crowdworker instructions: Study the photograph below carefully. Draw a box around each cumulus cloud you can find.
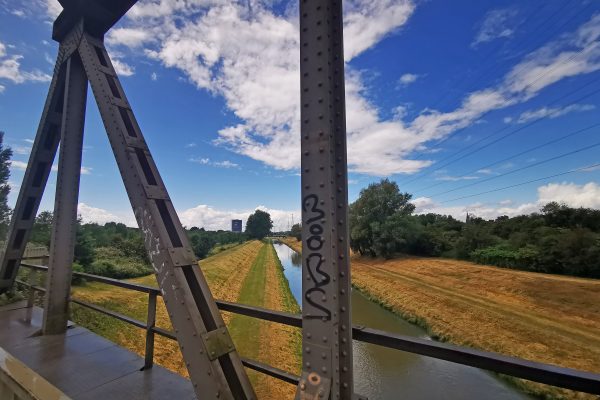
[413,181,600,220]
[107,28,154,48]
[179,204,299,231]
[538,182,600,208]
[77,203,122,225]
[513,104,595,123]
[72,201,299,231]
[472,7,519,47]
[112,58,135,76]
[44,0,62,19]
[0,40,51,85]
[106,3,600,177]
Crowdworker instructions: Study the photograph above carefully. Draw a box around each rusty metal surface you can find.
[0,305,195,400]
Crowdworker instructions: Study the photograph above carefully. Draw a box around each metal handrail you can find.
[17,262,600,395]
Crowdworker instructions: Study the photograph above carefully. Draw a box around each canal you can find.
[273,242,531,400]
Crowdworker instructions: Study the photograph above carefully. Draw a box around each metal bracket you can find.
[295,372,331,400]
[168,247,196,267]
[202,327,235,361]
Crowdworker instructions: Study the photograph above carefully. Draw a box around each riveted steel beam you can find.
[297,1,354,399]
[0,46,67,294]
[42,53,88,335]
[76,33,255,400]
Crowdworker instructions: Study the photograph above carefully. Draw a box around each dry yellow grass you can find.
[280,237,301,254]
[282,236,600,399]
[351,255,600,400]
[71,240,301,399]
[72,241,262,377]
[253,244,301,399]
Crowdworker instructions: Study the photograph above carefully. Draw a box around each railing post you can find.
[26,269,37,308]
[144,292,157,370]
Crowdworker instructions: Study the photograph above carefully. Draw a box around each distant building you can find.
[231,219,242,233]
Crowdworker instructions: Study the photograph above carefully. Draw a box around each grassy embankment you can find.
[280,237,600,400]
[71,240,301,399]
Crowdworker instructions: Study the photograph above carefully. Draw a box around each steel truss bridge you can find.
[0,1,598,399]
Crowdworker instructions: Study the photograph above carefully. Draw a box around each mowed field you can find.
[281,237,600,400]
[71,240,301,400]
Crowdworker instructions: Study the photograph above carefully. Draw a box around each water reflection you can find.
[272,242,532,400]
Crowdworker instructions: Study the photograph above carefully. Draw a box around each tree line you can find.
[347,179,600,278]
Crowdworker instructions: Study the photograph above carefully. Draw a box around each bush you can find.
[86,258,152,279]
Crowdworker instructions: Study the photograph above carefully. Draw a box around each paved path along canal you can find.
[273,242,532,400]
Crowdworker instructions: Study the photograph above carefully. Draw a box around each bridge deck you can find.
[0,301,195,399]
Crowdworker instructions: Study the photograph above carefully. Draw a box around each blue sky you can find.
[1,0,599,230]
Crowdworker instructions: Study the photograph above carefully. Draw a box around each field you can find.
[71,240,301,399]
[281,237,600,400]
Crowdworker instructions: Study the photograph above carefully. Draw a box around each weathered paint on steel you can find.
[43,54,88,335]
[297,0,354,398]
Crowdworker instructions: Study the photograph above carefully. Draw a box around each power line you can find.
[398,3,597,176]
[414,121,600,194]
[404,0,586,164]
[431,140,600,197]
[399,79,600,186]
[426,1,556,112]
[438,162,600,204]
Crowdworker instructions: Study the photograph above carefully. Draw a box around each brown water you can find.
[273,243,532,400]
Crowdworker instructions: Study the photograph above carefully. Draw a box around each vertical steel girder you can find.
[297,1,354,399]
[76,34,255,399]
[42,53,88,335]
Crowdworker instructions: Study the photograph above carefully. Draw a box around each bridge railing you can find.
[16,262,600,396]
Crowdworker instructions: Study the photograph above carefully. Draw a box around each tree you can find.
[290,223,301,241]
[0,132,12,240]
[245,210,272,240]
[349,179,415,258]
[30,211,54,246]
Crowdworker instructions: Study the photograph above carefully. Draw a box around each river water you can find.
[273,242,531,400]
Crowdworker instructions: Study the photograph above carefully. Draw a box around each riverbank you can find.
[71,240,301,399]
[280,237,600,400]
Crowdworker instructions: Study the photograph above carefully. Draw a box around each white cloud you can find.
[189,157,238,168]
[10,160,28,170]
[12,145,31,155]
[0,84,4,93]
[472,7,519,47]
[185,142,197,148]
[112,59,135,76]
[343,0,415,60]
[538,182,600,208]
[151,72,158,81]
[514,104,595,124]
[44,0,62,19]
[106,4,600,177]
[77,203,121,225]
[107,28,153,48]
[179,204,299,231]
[0,41,51,85]
[435,175,479,182]
[73,201,298,231]
[398,73,419,86]
[413,181,600,220]
[11,9,26,18]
